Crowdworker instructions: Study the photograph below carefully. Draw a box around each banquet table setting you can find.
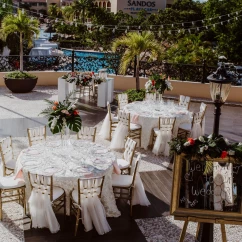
[109,100,192,151]
[15,140,121,217]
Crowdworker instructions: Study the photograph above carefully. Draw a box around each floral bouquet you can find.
[145,73,173,94]
[40,98,82,134]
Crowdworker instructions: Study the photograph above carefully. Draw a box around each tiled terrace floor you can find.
[0,86,242,241]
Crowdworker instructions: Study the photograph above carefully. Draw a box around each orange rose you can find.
[54,101,59,105]
[52,106,57,111]
[187,138,195,145]
[73,110,79,116]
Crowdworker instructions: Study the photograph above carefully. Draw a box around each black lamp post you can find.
[199,61,238,242]
[207,62,237,137]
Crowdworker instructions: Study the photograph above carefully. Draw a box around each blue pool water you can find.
[62,49,114,73]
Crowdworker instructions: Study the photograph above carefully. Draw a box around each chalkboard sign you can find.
[171,155,242,222]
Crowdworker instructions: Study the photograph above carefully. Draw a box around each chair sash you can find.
[99,113,110,140]
[77,177,111,235]
[153,130,172,156]
[28,174,60,233]
[110,111,129,149]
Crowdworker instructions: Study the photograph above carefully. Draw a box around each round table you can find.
[123,100,191,149]
[15,140,121,217]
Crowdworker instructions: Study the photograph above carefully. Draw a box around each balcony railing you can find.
[0,55,219,84]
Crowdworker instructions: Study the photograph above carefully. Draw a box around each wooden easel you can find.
[175,216,242,242]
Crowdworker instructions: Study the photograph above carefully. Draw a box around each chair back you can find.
[77,126,96,142]
[0,136,14,164]
[77,176,104,204]
[192,111,204,127]
[118,110,130,128]
[28,172,53,201]
[179,95,190,110]
[123,138,137,165]
[27,126,46,146]
[200,102,207,119]
[131,154,141,185]
[118,93,128,110]
[145,93,156,101]
[158,117,176,133]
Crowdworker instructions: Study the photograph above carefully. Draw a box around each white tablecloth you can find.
[123,101,191,149]
[15,140,121,217]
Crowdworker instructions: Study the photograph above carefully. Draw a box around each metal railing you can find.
[0,54,218,83]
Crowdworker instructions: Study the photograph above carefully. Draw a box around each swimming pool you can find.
[62,49,116,73]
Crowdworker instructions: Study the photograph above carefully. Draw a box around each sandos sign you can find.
[116,0,166,15]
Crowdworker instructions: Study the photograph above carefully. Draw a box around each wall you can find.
[0,71,241,103]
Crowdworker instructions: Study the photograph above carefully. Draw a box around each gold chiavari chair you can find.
[28,172,66,227]
[178,110,205,138]
[0,136,16,176]
[112,154,141,216]
[117,93,128,111]
[118,111,142,147]
[107,101,118,140]
[27,126,46,147]
[117,137,137,174]
[77,126,97,142]
[152,117,176,146]
[70,176,105,236]
[0,176,25,220]
[178,95,191,110]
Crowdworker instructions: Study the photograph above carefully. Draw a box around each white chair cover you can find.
[179,95,190,110]
[110,111,129,150]
[99,101,115,140]
[28,174,60,233]
[152,118,175,156]
[99,113,110,140]
[131,155,150,206]
[28,126,46,146]
[77,178,111,235]
[145,93,156,101]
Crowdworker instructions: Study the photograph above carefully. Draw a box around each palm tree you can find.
[112,31,162,90]
[62,0,94,23]
[48,4,62,18]
[1,9,39,71]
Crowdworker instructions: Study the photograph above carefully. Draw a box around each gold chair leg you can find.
[23,188,26,216]
[179,221,188,242]
[74,209,81,236]
[221,224,227,242]
[63,194,66,221]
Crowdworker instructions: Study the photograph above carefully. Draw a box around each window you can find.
[30,2,37,6]
[103,1,106,8]
[107,1,111,12]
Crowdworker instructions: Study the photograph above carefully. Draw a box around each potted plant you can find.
[1,9,39,93]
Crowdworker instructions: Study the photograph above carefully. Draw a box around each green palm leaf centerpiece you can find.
[40,97,82,135]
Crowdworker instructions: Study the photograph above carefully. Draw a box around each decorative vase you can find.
[156,91,163,101]
[61,126,72,148]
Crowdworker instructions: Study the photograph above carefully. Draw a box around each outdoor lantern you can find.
[98,68,108,79]
[207,63,237,136]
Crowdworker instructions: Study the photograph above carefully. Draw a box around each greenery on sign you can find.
[169,135,242,162]
[123,89,146,102]
[5,71,37,79]
[40,97,82,134]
